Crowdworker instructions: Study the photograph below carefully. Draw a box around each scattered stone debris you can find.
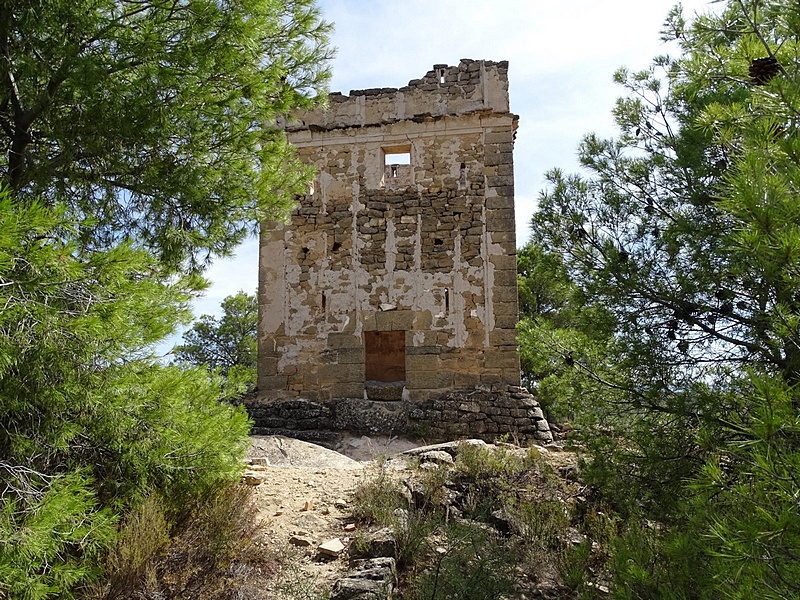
[248,433,579,598]
[289,535,314,548]
[318,538,346,558]
[242,471,265,486]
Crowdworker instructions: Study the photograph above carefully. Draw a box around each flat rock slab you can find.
[400,439,487,457]
[330,557,396,600]
[335,434,425,461]
[248,435,362,469]
[318,538,345,557]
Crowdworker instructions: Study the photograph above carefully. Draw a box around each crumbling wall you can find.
[253,60,551,442]
[257,60,521,408]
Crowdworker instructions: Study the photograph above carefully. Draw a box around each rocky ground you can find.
[243,435,421,598]
[241,435,576,599]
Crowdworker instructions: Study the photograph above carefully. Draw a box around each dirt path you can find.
[244,436,420,598]
[242,435,575,599]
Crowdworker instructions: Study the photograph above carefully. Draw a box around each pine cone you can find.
[749,57,781,85]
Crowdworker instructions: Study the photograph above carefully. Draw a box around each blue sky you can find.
[181,0,717,345]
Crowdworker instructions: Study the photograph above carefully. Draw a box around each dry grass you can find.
[88,481,278,600]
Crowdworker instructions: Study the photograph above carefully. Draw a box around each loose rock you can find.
[318,538,346,557]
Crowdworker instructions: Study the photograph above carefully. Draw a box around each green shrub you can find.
[0,192,252,597]
[352,460,408,526]
[94,495,170,599]
[407,520,516,600]
[0,471,116,600]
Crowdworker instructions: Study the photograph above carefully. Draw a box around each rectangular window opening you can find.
[382,145,413,189]
[384,152,411,173]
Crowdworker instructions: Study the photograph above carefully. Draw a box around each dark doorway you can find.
[365,331,406,383]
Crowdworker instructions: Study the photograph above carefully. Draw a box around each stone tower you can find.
[254,60,550,442]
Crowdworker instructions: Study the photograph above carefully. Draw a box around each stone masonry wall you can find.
[252,60,552,442]
[248,384,553,448]
[257,60,521,410]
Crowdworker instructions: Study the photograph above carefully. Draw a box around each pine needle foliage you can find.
[525,1,800,596]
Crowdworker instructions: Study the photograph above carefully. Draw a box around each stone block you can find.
[365,383,405,401]
[489,231,516,246]
[495,315,519,329]
[492,268,518,287]
[486,175,514,188]
[393,310,415,330]
[407,354,439,371]
[480,370,503,385]
[484,152,512,167]
[487,208,515,221]
[259,356,279,376]
[319,363,363,383]
[407,370,453,389]
[440,352,480,370]
[488,218,516,234]
[484,131,514,144]
[500,369,521,386]
[492,286,519,302]
[484,351,520,370]
[375,310,393,331]
[454,372,481,388]
[406,345,441,355]
[493,301,519,318]
[469,420,488,434]
[258,375,288,391]
[338,347,365,364]
[361,312,377,331]
[489,329,519,346]
[328,332,363,349]
[330,382,365,398]
[485,196,514,210]
[489,255,517,271]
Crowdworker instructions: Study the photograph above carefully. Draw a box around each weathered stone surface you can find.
[318,538,346,557]
[247,387,553,447]
[289,535,314,547]
[330,557,397,600]
[241,471,265,486]
[418,450,454,465]
[246,435,360,469]
[331,399,412,435]
[350,527,397,559]
[258,60,521,416]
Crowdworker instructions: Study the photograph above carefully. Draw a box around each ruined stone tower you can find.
[254,60,551,443]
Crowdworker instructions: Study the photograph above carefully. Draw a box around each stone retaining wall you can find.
[246,385,552,447]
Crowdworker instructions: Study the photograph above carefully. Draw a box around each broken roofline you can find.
[285,59,514,133]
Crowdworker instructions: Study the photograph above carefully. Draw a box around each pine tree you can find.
[0,0,332,269]
[175,291,258,392]
[527,1,800,595]
[0,1,332,596]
